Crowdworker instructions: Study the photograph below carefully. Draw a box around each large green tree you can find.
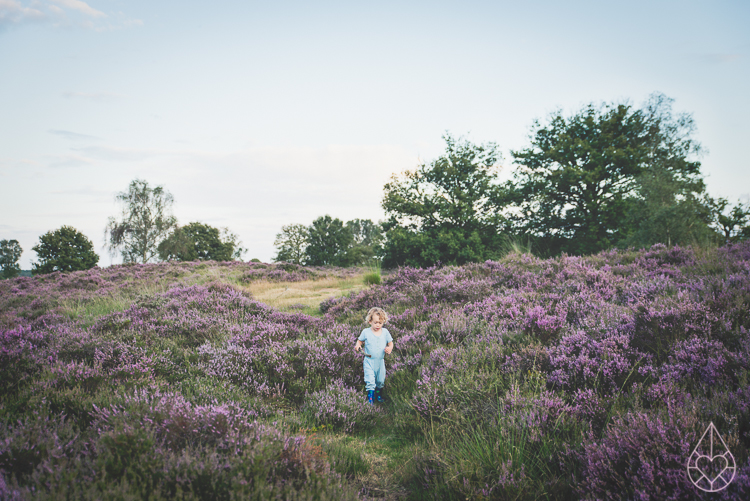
[273,224,309,264]
[31,226,99,274]
[305,215,353,266]
[158,222,245,262]
[381,135,506,267]
[509,103,648,255]
[0,239,23,279]
[622,94,715,248]
[509,94,717,255]
[344,219,382,265]
[105,179,177,263]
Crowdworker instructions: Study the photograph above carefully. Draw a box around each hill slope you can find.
[2,246,749,499]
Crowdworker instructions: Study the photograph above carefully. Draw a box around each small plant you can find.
[363,260,382,285]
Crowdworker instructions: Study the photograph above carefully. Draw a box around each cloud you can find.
[48,153,97,168]
[48,185,111,198]
[74,145,176,162]
[49,129,101,141]
[49,0,104,18]
[62,91,124,102]
[699,53,742,64]
[0,0,46,25]
[1,1,141,29]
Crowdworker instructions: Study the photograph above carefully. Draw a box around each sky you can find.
[1,0,749,268]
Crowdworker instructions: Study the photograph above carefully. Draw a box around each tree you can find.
[0,239,23,279]
[380,134,506,267]
[622,94,714,247]
[105,179,177,263]
[158,222,246,261]
[305,215,353,266]
[273,223,309,264]
[31,226,99,275]
[509,103,649,255]
[623,168,714,248]
[345,219,382,265]
[711,199,750,244]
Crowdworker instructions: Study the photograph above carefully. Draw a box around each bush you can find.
[302,380,380,433]
[363,272,381,285]
[31,226,99,275]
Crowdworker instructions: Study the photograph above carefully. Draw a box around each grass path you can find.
[243,275,368,316]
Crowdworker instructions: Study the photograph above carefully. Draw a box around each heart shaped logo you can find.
[695,454,728,484]
[687,423,736,492]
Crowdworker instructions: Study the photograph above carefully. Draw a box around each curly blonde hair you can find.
[365,307,389,324]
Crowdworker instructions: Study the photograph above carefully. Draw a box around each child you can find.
[354,307,393,404]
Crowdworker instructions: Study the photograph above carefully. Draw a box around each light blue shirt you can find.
[358,327,393,360]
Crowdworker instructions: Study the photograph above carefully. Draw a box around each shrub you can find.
[302,380,380,433]
[363,272,381,285]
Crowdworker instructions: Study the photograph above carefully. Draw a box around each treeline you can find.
[0,180,247,278]
[274,93,750,267]
[273,217,382,267]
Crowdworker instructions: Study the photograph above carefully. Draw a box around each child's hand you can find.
[384,345,393,355]
[354,345,360,352]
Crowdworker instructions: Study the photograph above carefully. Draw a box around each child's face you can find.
[369,314,384,332]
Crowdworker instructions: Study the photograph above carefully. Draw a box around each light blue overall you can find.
[359,327,393,391]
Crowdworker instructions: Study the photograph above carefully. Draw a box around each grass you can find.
[241,275,368,316]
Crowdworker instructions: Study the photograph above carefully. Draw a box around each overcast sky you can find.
[1,0,748,268]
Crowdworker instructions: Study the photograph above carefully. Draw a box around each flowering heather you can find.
[302,380,381,433]
[1,243,750,499]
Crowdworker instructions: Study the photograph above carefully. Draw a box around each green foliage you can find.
[158,222,245,262]
[273,223,309,264]
[274,219,382,267]
[363,272,381,285]
[509,93,716,256]
[623,165,715,248]
[305,215,354,266]
[105,179,177,263]
[381,134,506,267]
[0,238,23,279]
[621,94,715,248]
[345,219,383,265]
[711,198,750,244]
[509,102,649,255]
[31,226,99,275]
[319,438,369,478]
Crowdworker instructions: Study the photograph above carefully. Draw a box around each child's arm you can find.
[384,341,393,355]
[354,339,363,352]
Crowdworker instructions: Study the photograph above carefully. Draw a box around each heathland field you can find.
[1,246,750,499]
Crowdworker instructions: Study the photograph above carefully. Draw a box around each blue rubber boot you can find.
[367,390,374,405]
[374,387,383,403]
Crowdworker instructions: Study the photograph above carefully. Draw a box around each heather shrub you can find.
[302,380,380,433]
[2,242,750,498]
[319,295,340,313]
[547,330,644,395]
[576,405,749,500]
[0,411,80,482]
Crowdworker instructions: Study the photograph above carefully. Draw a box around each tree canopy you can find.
[0,239,23,279]
[508,103,648,255]
[158,222,245,262]
[506,94,719,255]
[305,215,353,267]
[105,179,177,263]
[32,226,99,275]
[273,224,309,265]
[380,135,506,267]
